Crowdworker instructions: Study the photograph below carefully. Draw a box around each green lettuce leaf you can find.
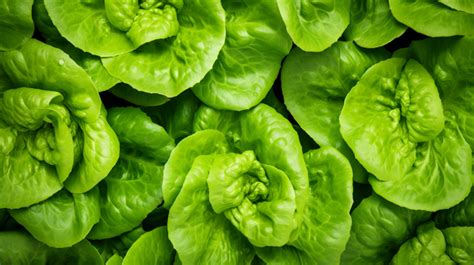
[389,0,474,37]
[44,0,183,56]
[282,41,389,183]
[0,231,103,264]
[101,0,226,97]
[390,222,455,265]
[88,107,174,239]
[256,147,353,264]
[192,0,292,111]
[276,0,350,52]
[122,226,175,265]
[9,188,101,248]
[0,0,34,51]
[344,0,406,48]
[410,37,474,151]
[168,155,255,265]
[341,194,431,264]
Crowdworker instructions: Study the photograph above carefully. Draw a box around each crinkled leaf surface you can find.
[276,0,350,52]
[192,0,292,111]
[207,151,297,247]
[63,107,120,193]
[165,104,309,262]
[282,42,389,183]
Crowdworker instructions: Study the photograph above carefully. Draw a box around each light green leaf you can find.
[194,104,309,230]
[109,83,169,106]
[410,37,474,151]
[122,226,175,265]
[439,0,474,13]
[10,188,101,248]
[257,147,353,264]
[276,0,350,52]
[106,254,123,265]
[208,151,297,247]
[162,130,230,208]
[443,226,474,265]
[282,42,389,183]
[435,188,474,228]
[344,0,406,48]
[102,0,226,97]
[168,155,255,265]
[341,194,431,265]
[389,0,474,37]
[63,107,120,193]
[88,107,173,239]
[0,0,34,51]
[192,0,292,111]
[0,39,119,206]
[340,57,472,211]
[390,222,455,265]
[0,231,103,264]
[52,41,120,92]
[33,0,120,92]
[44,0,182,56]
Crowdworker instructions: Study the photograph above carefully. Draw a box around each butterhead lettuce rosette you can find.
[162,103,354,264]
[340,56,472,211]
[256,147,353,264]
[163,103,309,263]
[0,39,119,247]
